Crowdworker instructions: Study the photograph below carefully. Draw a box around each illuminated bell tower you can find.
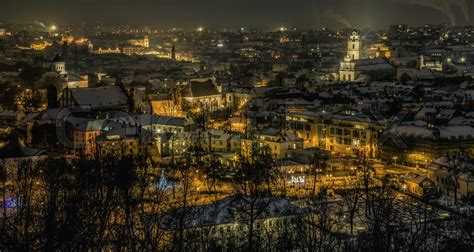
[347,30,362,61]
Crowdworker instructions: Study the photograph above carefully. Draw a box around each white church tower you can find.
[347,30,362,61]
[339,29,362,82]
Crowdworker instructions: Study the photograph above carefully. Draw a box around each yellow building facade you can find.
[286,112,385,158]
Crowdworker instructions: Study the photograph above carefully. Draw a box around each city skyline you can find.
[1,1,474,251]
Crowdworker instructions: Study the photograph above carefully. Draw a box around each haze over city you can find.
[3,0,474,29]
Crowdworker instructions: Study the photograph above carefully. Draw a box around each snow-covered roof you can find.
[182,78,220,98]
[33,108,64,121]
[0,110,20,117]
[405,173,432,185]
[448,116,474,126]
[436,109,456,120]
[68,86,129,110]
[429,156,474,173]
[392,125,474,140]
[69,117,107,132]
[162,197,302,229]
[416,107,437,118]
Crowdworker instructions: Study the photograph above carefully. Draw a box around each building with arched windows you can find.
[339,30,394,82]
[339,30,362,82]
[347,30,362,61]
[339,55,359,82]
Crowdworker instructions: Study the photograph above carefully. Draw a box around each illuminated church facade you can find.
[339,30,394,82]
[339,30,362,82]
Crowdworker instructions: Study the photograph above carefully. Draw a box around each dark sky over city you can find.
[2,0,473,29]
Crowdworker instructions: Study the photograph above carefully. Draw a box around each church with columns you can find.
[339,30,394,82]
[339,30,363,82]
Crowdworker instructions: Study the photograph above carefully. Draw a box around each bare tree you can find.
[308,150,329,197]
[0,158,40,251]
[229,144,276,250]
[339,183,362,236]
[358,177,401,252]
[295,194,345,252]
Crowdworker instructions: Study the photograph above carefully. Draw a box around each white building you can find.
[347,30,362,61]
[50,54,67,76]
[339,30,362,82]
[339,30,394,82]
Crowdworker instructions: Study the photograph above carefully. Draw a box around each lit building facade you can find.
[127,36,149,48]
[424,157,474,200]
[368,43,391,59]
[151,99,183,117]
[181,78,224,111]
[339,56,359,82]
[347,30,362,61]
[94,47,121,55]
[123,46,144,56]
[339,30,394,82]
[339,30,362,82]
[380,126,474,167]
[285,112,385,158]
[74,128,102,157]
[418,55,443,72]
[95,133,142,158]
[242,129,304,160]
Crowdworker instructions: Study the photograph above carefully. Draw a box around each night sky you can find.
[2,0,473,29]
